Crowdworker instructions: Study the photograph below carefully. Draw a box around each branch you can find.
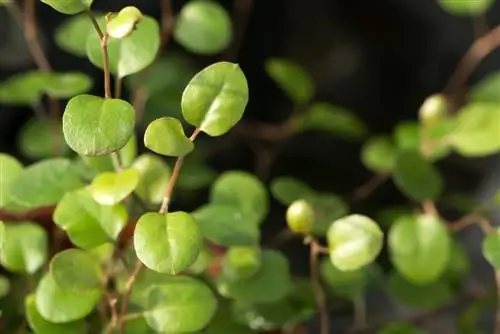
[349,174,388,202]
[23,0,51,72]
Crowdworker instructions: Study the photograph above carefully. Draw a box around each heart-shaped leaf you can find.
[134,211,203,274]
[361,136,396,174]
[54,188,127,249]
[265,58,314,104]
[181,61,249,136]
[389,214,451,284]
[131,154,171,204]
[88,168,139,205]
[62,94,135,156]
[55,13,104,56]
[144,117,194,156]
[40,0,93,15]
[107,6,143,39]
[17,118,70,160]
[173,0,231,55]
[482,228,500,269]
[0,154,23,208]
[327,214,383,271]
[50,249,103,292]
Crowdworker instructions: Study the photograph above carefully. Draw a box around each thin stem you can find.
[160,0,174,49]
[223,0,254,61]
[101,33,112,99]
[350,174,388,202]
[118,258,143,334]
[422,200,439,217]
[308,236,329,334]
[23,0,51,72]
[448,213,493,234]
[111,152,124,171]
[114,77,123,99]
[86,9,104,40]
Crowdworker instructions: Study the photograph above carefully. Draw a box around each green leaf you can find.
[8,158,84,210]
[50,249,102,292]
[144,117,194,156]
[45,72,93,98]
[62,94,135,156]
[17,118,70,160]
[0,275,10,298]
[134,211,203,274]
[88,168,139,205]
[265,58,314,104]
[107,6,143,39]
[0,71,48,105]
[388,214,451,284]
[86,16,160,78]
[177,157,217,191]
[297,102,367,139]
[55,13,103,56]
[327,214,383,271]
[35,273,101,323]
[394,121,420,151]
[388,272,453,309]
[222,246,261,281]
[443,239,470,285]
[210,171,268,223]
[361,136,396,173]
[320,257,367,299]
[438,0,493,16]
[173,0,231,55]
[131,154,171,204]
[204,304,257,334]
[379,322,426,334]
[40,0,93,15]
[143,276,217,333]
[270,177,315,205]
[181,61,249,136]
[450,102,500,157]
[482,229,500,269]
[0,222,47,274]
[25,294,86,334]
[53,188,127,249]
[221,250,292,304]
[0,0,12,5]
[193,204,260,246]
[186,246,215,275]
[0,154,23,208]
[470,71,500,103]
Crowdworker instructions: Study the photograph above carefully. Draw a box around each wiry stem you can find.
[306,236,329,334]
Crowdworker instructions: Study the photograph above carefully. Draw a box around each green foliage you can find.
[222,246,262,281]
[286,199,315,234]
[107,6,143,39]
[361,136,396,173]
[0,154,23,208]
[438,0,493,16]
[320,258,367,299]
[131,154,171,204]
[144,117,194,156]
[265,58,315,104]
[482,229,500,269]
[17,118,70,159]
[40,0,93,15]
[88,168,139,205]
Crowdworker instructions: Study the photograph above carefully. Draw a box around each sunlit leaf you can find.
[88,168,139,205]
[222,246,261,281]
[144,117,194,156]
[50,249,102,292]
[107,6,143,39]
[0,154,23,208]
[40,0,93,15]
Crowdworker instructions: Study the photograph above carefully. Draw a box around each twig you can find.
[448,213,493,234]
[101,32,112,99]
[160,0,174,49]
[23,0,51,72]
[102,277,118,333]
[350,174,388,202]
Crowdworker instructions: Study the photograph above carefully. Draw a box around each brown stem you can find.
[350,174,388,202]
[102,277,118,333]
[23,0,51,72]
[118,258,142,334]
[421,200,439,217]
[114,77,123,99]
[448,213,493,234]
[86,9,104,40]
[111,152,124,171]
[307,236,329,334]
[160,0,174,49]
[101,33,112,99]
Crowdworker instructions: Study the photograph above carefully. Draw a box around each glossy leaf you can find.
[450,102,500,157]
[438,0,493,16]
[143,276,217,333]
[0,154,23,208]
[144,117,194,156]
[389,214,451,284]
[393,149,443,201]
[25,294,86,334]
[50,249,102,292]
[483,229,500,269]
[265,58,314,104]
[55,13,103,56]
[361,136,396,173]
[40,0,93,15]
[0,222,47,274]
[134,211,203,274]
[173,0,231,55]
[222,246,261,281]
[54,188,127,249]
[62,94,135,156]
[17,118,70,160]
[470,71,500,103]
[320,258,367,299]
[35,273,101,323]
[107,6,143,39]
[88,168,139,205]
[81,134,137,174]
[0,71,47,105]
[131,154,171,204]
[327,214,383,271]
[181,61,249,136]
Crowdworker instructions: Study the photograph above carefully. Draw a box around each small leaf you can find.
[131,154,171,204]
[0,154,23,208]
[8,158,84,210]
[134,211,203,274]
[45,72,93,98]
[394,121,420,151]
[35,273,101,323]
[0,275,10,298]
[50,249,102,292]
[54,188,127,249]
[143,276,217,333]
[144,117,194,156]
[107,6,143,39]
[17,118,70,160]
[286,199,315,234]
[327,214,383,271]
[470,71,500,103]
[0,222,48,274]
[88,168,139,205]
[393,149,443,201]
[361,136,396,173]
[270,177,315,205]
[25,294,86,334]
[320,258,367,299]
[62,94,135,156]
[450,102,500,157]
[297,102,367,139]
[173,0,232,55]
[40,0,93,15]
[482,229,500,269]
[210,171,268,223]
[438,0,493,16]
[181,61,249,136]
[0,71,48,105]
[55,13,103,56]
[222,246,261,281]
[265,58,314,104]
[388,214,451,284]
[193,204,260,246]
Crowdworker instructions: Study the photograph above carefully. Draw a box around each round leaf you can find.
[388,214,451,284]
[0,222,48,274]
[173,0,231,55]
[50,249,102,292]
[270,177,314,205]
[134,211,203,274]
[394,121,420,151]
[327,214,383,271]
[54,188,127,249]
[17,118,70,160]
[88,168,139,205]
[0,71,48,105]
[0,154,23,208]
[143,276,217,333]
[35,273,101,323]
[181,61,249,136]
[55,13,102,56]
[222,246,261,281]
[393,149,443,201]
[131,154,171,204]
[438,0,493,16]
[144,117,194,156]
[107,6,143,39]
[482,229,500,269]
[361,136,396,173]
[320,257,367,299]
[62,94,135,156]
[265,58,314,104]
[40,0,93,15]
[45,72,93,98]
